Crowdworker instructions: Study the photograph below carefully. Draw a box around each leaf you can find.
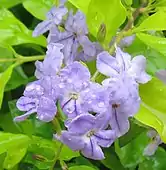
[115,132,149,168]
[101,148,126,170]
[136,33,166,56]
[0,132,30,169]
[0,9,46,46]
[87,0,127,45]
[5,66,28,91]
[68,0,91,14]
[23,0,54,20]
[124,0,133,6]
[139,147,166,170]
[0,64,15,108]
[135,77,166,142]
[23,137,79,169]
[69,166,96,170]
[135,10,166,32]
[0,0,25,8]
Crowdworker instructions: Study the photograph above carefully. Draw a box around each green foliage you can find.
[0,8,46,46]
[135,78,166,142]
[139,147,166,170]
[0,132,30,169]
[69,165,96,170]
[0,0,24,8]
[115,132,149,168]
[87,0,127,45]
[23,0,55,20]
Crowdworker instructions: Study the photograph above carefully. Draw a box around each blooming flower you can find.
[15,80,57,122]
[97,47,151,84]
[35,43,64,79]
[47,10,100,64]
[55,114,116,160]
[96,48,151,136]
[58,62,105,119]
[33,0,68,37]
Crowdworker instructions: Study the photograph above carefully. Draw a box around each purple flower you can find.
[96,48,147,136]
[48,10,100,64]
[55,114,116,160]
[97,47,151,84]
[58,62,93,118]
[35,43,64,79]
[119,35,136,48]
[15,80,57,122]
[33,0,68,37]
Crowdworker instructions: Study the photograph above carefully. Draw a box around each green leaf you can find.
[68,0,91,14]
[139,147,166,170]
[135,10,166,32]
[87,0,127,45]
[0,0,25,8]
[123,0,133,6]
[0,64,15,108]
[69,166,96,170]
[24,137,79,169]
[135,77,166,143]
[115,132,149,168]
[23,0,54,20]
[136,33,166,56]
[0,9,46,46]
[101,148,126,170]
[5,66,28,91]
[0,132,30,169]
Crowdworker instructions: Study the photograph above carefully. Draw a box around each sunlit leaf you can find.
[135,77,166,142]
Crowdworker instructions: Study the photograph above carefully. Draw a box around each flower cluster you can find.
[14,0,151,160]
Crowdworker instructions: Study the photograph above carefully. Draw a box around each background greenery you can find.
[0,0,166,169]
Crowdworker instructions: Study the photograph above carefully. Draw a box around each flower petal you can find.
[60,62,91,82]
[55,131,85,151]
[16,96,37,112]
[110,107,130,137]
[37,96,57,122]
[94,130,116,147]
[81,138,105,160]
[129,55,152,83]
[68,114,95,135]
[97,51,119,77]
[33,20,52,37]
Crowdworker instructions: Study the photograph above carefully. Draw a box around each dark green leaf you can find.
[69,166,96,170]
[115,132,149,168]
[139,147,166,170]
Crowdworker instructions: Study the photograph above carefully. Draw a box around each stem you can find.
[50,143,64,170]
[91,70,100,82]
[0,55,44,64]
[51,117,62,135]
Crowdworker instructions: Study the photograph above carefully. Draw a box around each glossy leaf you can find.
[135,10,166,32]
[101,148,126,170]
[0,64,15,108]
[24,137,79,169]
[68,0,91,14]
[87,0,127,45]
[0,0,24,8]
[0,9,46,46]
[23,0,54,20]
[139,147,166,170]
[0,132,30,169]
[69,166,96,170]
[136,33,166,56]
[135,77,166,142]
[115,132,149,168]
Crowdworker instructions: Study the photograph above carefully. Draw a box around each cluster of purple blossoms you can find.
[15,0,151,160]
